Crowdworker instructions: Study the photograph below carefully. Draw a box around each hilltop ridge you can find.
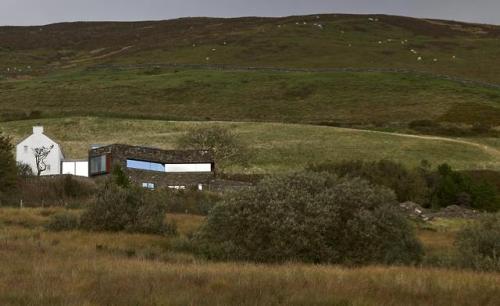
[2,13,500,83]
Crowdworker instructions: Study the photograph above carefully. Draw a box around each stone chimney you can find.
[33,126,44,135]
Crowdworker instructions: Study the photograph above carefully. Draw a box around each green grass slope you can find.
[2,14,500,84]
[1,68,499,127]
[3,117,498,172]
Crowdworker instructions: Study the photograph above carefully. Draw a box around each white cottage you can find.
[16,126,65,176]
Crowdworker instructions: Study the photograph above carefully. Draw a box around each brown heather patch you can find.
[1,237,499,306]
[1,209,499,305]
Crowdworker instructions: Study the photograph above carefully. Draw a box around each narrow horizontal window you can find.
[168,186,186,190]
[165,163,212,173]
[127,159,165,172]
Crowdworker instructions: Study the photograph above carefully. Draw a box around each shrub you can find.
[431,164,499,211]
[111,164,130,188]
[80,182,176,235]
[16,162,34,177]
[308,160,499,211]
[13,175,96,207]
[455,213,500,272]
[0,133,17,204]
[152,189,221,215]
[45,211,80,231]
[194,172,423,265]
[307,160,431,205]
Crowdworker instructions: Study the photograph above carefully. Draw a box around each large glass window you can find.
[127,159,165,172]
[90,155,107,175]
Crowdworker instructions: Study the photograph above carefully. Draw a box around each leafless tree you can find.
[32,145,54,176]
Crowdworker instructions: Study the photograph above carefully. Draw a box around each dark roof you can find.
[89,143,214,164]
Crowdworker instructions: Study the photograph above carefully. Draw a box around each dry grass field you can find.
[0,208,499,306]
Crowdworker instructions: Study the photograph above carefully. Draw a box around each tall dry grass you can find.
[0,208,499,305]
[1,232,499,306]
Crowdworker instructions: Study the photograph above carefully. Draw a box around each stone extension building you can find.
[89,144,215,190]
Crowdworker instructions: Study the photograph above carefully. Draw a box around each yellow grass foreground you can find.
[0,209,499,305]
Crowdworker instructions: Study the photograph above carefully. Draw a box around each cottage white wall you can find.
[16,127,64,176]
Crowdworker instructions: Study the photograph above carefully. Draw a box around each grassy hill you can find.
[3,117,498,172]
[2,14,500,84]
[1,14,499,171]
[1,67,499,128]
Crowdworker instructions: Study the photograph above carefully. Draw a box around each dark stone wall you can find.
[89,144,215,189]
[126,168,213,189]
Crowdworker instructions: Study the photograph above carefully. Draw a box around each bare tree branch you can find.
[32,145,54,176]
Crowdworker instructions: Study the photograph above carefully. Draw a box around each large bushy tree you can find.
[195,171,423,265]
[0,133,17,202]
[177,125,247,169]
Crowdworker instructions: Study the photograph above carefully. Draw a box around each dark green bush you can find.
[431,164,499,211]
[194,172,423,265]
[0,133,17,204]
[16,162,34,177]
[80,183,176,235]
[455,213,500,272]
[45,211,80,231]
[308,160,430,205]
[308,160,499,212]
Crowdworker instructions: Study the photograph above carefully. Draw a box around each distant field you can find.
[1,68,499,127]
[2,117,498,172]
[2,14,500,84]
[0,208,499,306]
